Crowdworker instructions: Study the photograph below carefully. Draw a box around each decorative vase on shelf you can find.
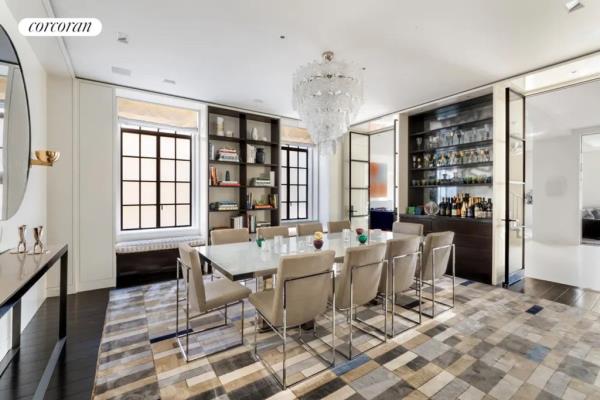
[251,127,259,140]
[216,117,225,136]
[255,148,265,164]
[247,145,256,163]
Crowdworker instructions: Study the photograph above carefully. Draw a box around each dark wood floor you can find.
[508,276,600,312]
[0,289,109,400]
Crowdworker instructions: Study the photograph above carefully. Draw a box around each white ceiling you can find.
[50,0,600,122]
[527,78,600,142]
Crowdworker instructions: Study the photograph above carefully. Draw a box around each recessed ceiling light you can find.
[111,66,131,76]
[565,0,584,13]
[117,32,129,44]
[571,70,578,74]
[279,35,286,39]
[253,98,264,104]
[163,79,176,84]
[362,67,366,71]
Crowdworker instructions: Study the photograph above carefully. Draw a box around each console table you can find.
[0,244,68,400]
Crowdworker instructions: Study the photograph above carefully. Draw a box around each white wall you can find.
[0,0,48,360]
[582,147,600,208]
[369,130,395,210]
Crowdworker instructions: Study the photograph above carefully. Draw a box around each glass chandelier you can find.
[292,51,363,155]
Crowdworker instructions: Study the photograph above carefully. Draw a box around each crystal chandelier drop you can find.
[292,51,363,155]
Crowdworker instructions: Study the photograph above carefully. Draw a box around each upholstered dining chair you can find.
[296,222,323,236]
[210,227,250,245]
[415,231,455,318]
[392,221,424,236]
[328,220,351,234]
[176,244,251,361]
[249,250,336,389]
[334,242,387,359]
[208,228,250,277]
[257,225,291,239]
[378,236,422,337]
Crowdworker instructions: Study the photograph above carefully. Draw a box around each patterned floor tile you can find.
[92,276,600,399]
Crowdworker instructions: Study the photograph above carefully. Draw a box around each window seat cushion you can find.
[115,236,204,254]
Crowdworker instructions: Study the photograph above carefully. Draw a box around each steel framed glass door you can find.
[504,88,526,287]
[348,132,370,229]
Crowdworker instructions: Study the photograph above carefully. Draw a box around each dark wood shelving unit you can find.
[207,106,280,237]
[404,94,495,284]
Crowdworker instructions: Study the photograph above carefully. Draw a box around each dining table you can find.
[197,231,419,282]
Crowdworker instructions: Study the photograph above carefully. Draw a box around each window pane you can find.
[299,186,307,201]
[122,133,139,156]
[123,157,139,180]
[140,134,156,157]
[141,206,157,228]
[160,205,175,227]
[160,137,175,158]
[289,202,298,219]
[141,182,156,204]
[299,170,307,185]
[281,184,287,201]
[176,205,190,226]
[176,160,190,182]
[281,169,287,184]
[141,158,156,181]
[299,151,307,168]
[299,204,307,219]
[176,138,190,160]
[281,150,287,166]
[122,182,140,205]
[290,185,298,201]
[160,159,175,181]
[122,206,139,229]
[176,183,190,204]
[122,182,139,205]
[289,150,298,167]
[281,202,287,220]
[290,168,298,184]
[160,182,175,204]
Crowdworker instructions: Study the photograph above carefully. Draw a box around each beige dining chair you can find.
[334,242,387,359]
[296,222,323,236]
[392,221,424,236]
[249,250,336,389]
[208,228,250,277]
[415,231,455,318]
[328,220,351,234]
[211,227,250,245]
[257,225,291,239]
[378,236,422,337]
[176,244,251,361]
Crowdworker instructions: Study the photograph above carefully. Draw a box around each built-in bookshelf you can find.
[207,106,280,238]
[407,94,494,207]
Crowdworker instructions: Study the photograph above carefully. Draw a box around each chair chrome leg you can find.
[253,309,258,356]
[282,308,287,390]
[241,301,245,345]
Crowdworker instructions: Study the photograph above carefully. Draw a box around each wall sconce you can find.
[31,150,61,167]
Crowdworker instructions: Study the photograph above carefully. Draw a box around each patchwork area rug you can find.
[92,277,600,399]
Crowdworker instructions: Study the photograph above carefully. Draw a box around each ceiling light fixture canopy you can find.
[292,51,363,155]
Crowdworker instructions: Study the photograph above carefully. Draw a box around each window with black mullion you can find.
[281,145,308,221]
[121,127,191,231]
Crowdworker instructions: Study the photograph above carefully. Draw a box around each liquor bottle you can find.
[446,198,452,216]
[468,198,474,218]
[461,199,467,218]
[474,199,481,219]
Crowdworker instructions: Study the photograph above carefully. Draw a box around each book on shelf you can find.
[210,167,218,186]
[216,181,240,187]
[231,215,244,229]
[217,147,239,162]
[253,204,273,210]
[209,201,239,211]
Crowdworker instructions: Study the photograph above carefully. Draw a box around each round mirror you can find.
[0,25,31,221]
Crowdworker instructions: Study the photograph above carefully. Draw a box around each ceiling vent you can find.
[111,66,131,76]
[163,79,176,85]
[565,0,584,13]
[117,32,129,44]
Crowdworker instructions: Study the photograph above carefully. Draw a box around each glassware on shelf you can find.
[416,137,423,150]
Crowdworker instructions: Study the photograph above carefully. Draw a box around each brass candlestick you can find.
[17,225,27,253]
[33,226,44,254]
